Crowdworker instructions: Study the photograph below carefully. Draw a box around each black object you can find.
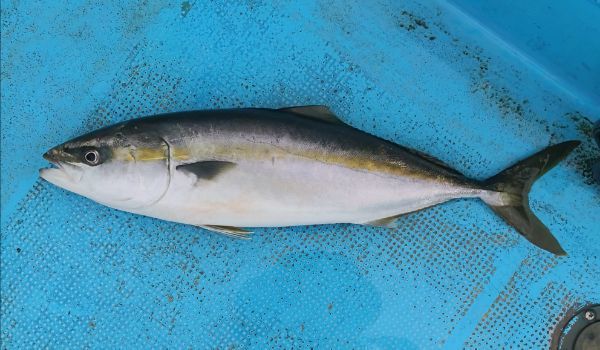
[555,304,600,350]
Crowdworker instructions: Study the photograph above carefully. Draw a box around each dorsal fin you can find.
[278,105,345,125]
[401,146,463,177]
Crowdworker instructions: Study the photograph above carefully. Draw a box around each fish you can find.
[40,106,580,255]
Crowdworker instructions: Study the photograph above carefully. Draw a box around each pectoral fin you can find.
[176,161,236,182]
[199,225,252,239]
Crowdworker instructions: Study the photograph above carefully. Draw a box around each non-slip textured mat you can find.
[2,1,599,348]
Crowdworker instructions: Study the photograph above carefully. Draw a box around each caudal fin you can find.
[482,141,580,256]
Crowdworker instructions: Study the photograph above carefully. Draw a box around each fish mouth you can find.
[39,160,67,183]
[41,149,62,171]
[40,150,82,185]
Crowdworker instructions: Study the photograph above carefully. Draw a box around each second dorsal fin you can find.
[278,105,345,125]
[401,146,464,177]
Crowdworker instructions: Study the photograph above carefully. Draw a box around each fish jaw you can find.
[39,162,85,195]
[40,146,84,191]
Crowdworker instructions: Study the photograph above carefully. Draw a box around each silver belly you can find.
[137,157,483,227]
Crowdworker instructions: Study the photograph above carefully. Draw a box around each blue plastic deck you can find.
[1,1,599,348]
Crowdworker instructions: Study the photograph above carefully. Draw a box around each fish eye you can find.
[84,150,100,165]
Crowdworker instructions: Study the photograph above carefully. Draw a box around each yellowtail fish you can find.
[40,106,579,255]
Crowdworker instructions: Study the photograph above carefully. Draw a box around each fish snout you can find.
[43,146,77,164]
[43,148,61,163]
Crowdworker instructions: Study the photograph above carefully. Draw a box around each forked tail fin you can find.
[481,141,580,256]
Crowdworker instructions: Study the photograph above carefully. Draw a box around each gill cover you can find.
[41,123,172,211]
[99,130,172,210]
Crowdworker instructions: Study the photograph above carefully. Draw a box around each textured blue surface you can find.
[1,1,599,348]
[449,0,600,107]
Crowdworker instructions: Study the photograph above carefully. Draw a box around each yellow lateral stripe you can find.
[110,143,435,179]
[112,147,191,162]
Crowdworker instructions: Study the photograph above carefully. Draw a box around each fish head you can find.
[40,122,171,210]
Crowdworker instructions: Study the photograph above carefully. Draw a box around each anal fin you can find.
[199,225,252,239]
[363,213,406,228]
